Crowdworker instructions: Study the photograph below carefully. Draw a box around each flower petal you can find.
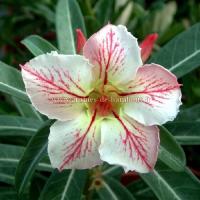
[99,112,159,173]
[21,52,95,121]
[120,64,182,125]
[83,24,142,86]
[140,33,158,63]
[76,29,86,54]
[48,110,102,170]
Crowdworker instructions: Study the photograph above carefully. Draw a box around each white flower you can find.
[21,24,181,173]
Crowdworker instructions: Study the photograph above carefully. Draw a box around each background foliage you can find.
[0,0,200,199]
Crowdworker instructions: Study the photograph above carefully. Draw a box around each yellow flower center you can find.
[87,83,122,117]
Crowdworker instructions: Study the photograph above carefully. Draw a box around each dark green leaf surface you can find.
[0,188,17,200]
[158,126,186,171]
[0,166,16,185]
[150,23,200,77]
[0,61,29,102]
[140,161,200,200]
[0,144,24,169]
[127,179,157,200]
[15,120,53,197]
[97,176,136,200]
[0,144,51,171]
[0,116,42,137]
[39,169,87,200]
[12,97,43,121]
[166,122,200,145]
[175,104,200,122]
[22,35,58,56]
[56,0,86,54]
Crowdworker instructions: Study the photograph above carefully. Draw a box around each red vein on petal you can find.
[112,111,152,170]
[118,84,181,96]
[103,29,114,85]
[59,110,97,170]
[91,27,124,83]
[21,64,88,99]
[61,68,86,94]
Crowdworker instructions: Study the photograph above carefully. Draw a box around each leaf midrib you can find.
[169,49,200,72]
[0,126,37,132]
[102,180,119,200]
[18,143,47,194]
[152,169,182,200]
[61,169,75,200]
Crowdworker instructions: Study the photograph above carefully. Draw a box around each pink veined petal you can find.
[83,24,142,87]
[21,52,96,121]
[48,110,102,170]
[76,29,86,54]
[140,33,158,63]
[119,64,182,126]
[99,111,159,173]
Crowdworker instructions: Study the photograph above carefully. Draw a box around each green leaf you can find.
[39,169,87,200]
[15,120,54,197]
[102,165,123,178]
[56,0,86,54]
[21,35,58,56]
[95,0,115,25]
[0,146,29,186]
[140,161,200,200]
[12,97,43,121]
[0,144,51,171]
[150,23,200,77]
[0,144,24,168]
[0,188,17,200]
[175,104,200,122]
[158,126,186,171]
[127,179,157,200]
[0,61,29,102]
[0,116,42,137]
[0,166,16,185]
[97,177,136,200]
[166,122,200,145]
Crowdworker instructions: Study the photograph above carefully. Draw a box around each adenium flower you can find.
[21,24,181,173]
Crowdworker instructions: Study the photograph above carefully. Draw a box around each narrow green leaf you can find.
[150,23,200,77]
[166,122,200,145]
[21,35,58,56]
[12,97,43,121]
[0,144,51,171]
[175,104,200,122]
[56,0,86,54]
[140,161,200,200]
[102,165,123,178]
[39,169,87,200]
[15,120,54,197]
[97,177,136,200]
[0,188,17,200]
[0,116,42,137]
[0,61,29,102]
[127,179,157,200]
[0,144,26,184]
[158,126,186,171]
[0,144,24,169]
[0,166,16,185]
